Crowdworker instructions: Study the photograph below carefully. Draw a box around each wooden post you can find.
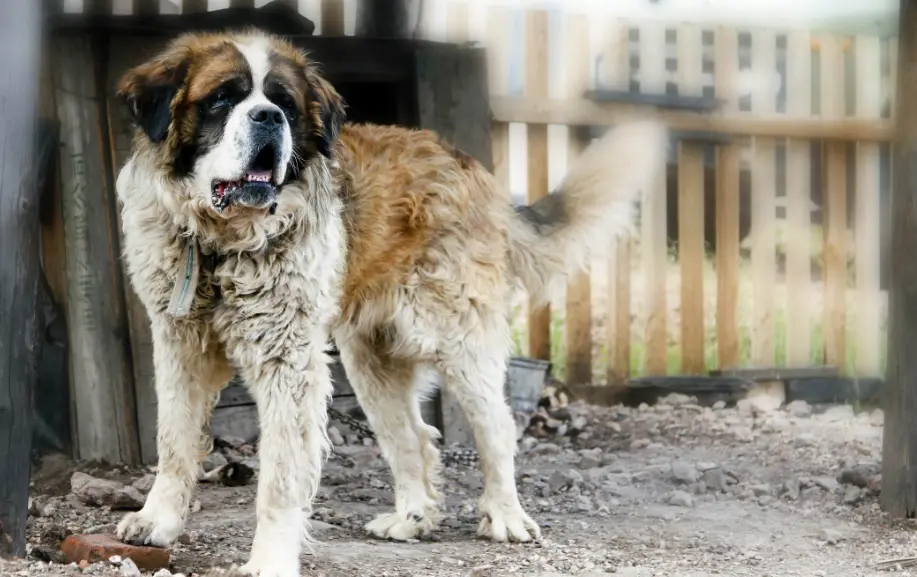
[525,11,552,362]
[355,0,412,38]
[54,35,140,465]
[882,0,917,518]
[563,14,592,386]
[321,0,345,35]
[0,0,42,557]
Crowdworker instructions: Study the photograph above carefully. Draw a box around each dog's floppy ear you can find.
[117,47,190,143]
[305,66,346,159]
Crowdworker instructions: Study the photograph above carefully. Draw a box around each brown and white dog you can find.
[113,28,667,577]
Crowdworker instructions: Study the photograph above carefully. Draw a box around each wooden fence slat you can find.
[563,14,593,386]
[751,29,778,367]
[53,36,140,465]
[638,23,668,375]
[677,24,706,374]
[855,35,883,376]
[526,10,551,361]
[487,6,510,191]
[785,30,813,367]
[821,34,848,369]
[715,26,741,368]
[181,0,208,12]
[890,36,899,118]
[603,18,631,387]
[321,0,345,35]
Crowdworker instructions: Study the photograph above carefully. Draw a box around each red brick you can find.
[60,533,171,571]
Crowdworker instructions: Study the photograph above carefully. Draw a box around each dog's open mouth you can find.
[211,145,280,212]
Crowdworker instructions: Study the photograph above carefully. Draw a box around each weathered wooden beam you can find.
[53,35,140,465]
[0,0,43,558]
[355,0,413,38]
[489,96,894,142]
[882,0,917,518]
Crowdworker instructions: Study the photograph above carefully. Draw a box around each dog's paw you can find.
[476,500,541,543]
[116,509,184,547]
[365,511,435,541]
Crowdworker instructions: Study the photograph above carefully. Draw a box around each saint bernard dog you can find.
[113,28,667,577]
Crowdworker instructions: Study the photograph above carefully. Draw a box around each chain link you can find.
[328,406,479,468]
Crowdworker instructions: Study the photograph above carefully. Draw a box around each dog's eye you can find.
[209,90,233,109]
[271,91,296,114]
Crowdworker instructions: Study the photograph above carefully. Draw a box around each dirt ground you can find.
[4,396,916,577]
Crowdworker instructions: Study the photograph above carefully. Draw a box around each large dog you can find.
[113,28,667,577]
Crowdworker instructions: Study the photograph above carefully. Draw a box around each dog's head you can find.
[117,30,345,214]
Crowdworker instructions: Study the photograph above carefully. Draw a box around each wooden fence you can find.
[411,1,897,386]
[47,0,896,388]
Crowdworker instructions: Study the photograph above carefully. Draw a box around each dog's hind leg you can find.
[336,336,441,541]
[435,316,541,543]
[117,324,231,547]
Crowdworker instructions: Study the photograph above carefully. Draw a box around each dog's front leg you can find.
[237,342,333,577]
[118,323,230,547]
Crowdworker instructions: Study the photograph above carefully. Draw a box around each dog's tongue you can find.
[244,170,272,183]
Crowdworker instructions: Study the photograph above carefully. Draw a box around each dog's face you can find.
[118,30,345,214]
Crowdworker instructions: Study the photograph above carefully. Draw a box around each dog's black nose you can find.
[248,105,284,127]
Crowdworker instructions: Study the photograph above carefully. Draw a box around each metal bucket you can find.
[504,357,551,413]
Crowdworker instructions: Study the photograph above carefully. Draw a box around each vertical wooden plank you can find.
[54,36,140,465]
[750,29,777,368]
[821,34,848,369]
[882,0,917,520]
[785,31,813,367]
[487,7,511,194]
[0,0,42,556]
[134,0,158,15]
[526,10,551,361]
[321,0,345,35]
[639,23,668,375]
[562,15,593,386]
[715,26,741,368]
[855,35,883,376]
[603,18,631,387]
[229,0,254,7]
[181,0,208,12]
[677,25,706,374]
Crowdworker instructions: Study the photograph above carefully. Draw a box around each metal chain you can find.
[328,406,479,468]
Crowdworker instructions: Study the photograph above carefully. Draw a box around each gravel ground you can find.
[3,395,916,577]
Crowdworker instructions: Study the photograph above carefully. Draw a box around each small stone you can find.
[132,474,155,494]
[327,427,345,446]
[549,469,583,493]
[818,528,846,545]
[630,439,651,450]
[842,486,863,506]
[813,477,839,493]
[696,462,719,473]
[577,455,602,470]
[70,472,144,510]
[668,490,694,507]
[242,457,260,472]
[153,570,173,577]
[782,479,801,501]
[78,560,90,569]
[801,487,823,501]
[785,400,813,417]
[530,442,561,456]
[794,433,817,448]
[362,437,374,446]
[870,409,885,426]
[670,461,698,485]
[702,468,729,493]
[750,484,772,497]
[712,401,726,410]
[867,474,882,494]
[757,495,774,506]
[201,452,228,473]
[191,499,202,513]
[838,468,870,489]
[822,405,855,422]
[659,393,692,407]
[519,437,539,452]
[120,558,141,577]
[60,534,170,571]
[109,555,123,565]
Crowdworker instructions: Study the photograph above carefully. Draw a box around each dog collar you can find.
[166,238,200,318]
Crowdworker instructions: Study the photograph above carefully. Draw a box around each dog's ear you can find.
[305,67,346,159]
[117,47,190,143]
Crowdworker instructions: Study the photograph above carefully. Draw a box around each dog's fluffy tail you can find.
[508,120,669,305]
